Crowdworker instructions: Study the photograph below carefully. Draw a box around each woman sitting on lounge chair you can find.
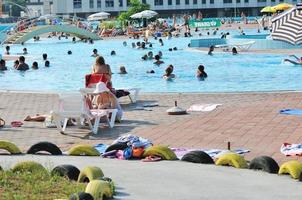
[92,56,112,81]
[92,82,123,122]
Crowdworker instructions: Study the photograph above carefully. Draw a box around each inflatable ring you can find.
[215,153,248,168]
[278,160,302,179]
[51,164,80,181]
[0,140,22,154]
[78,166,104,183]
[27,141,62,155]
[181,151,214,164]
[68,145,100,156]
[85,180,113,200]
[249,156,279,174]
[12,161,47,173]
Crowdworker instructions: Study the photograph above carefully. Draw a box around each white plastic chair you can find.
[52,92,117,135]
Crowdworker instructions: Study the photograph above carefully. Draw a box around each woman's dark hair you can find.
[232,47,238,54]
[173,47,178,51]
[111,50,116,55]
[169,48,172,51]
[67,50,72,55]
[149,44,153,48]
[154,55,160,60]
[95,56,105,65]
[23,48,27,51]
[93,49,97,53]
[5,46,10,51]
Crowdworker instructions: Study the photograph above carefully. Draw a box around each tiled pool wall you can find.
[191,35,302,49]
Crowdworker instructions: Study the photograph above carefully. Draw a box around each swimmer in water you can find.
[284,55,302,65]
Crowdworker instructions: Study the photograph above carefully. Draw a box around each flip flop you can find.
[0,118,5,127]
[11,121,23,127]
[142,155,162,162]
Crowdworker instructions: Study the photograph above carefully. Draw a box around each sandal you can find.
[142,155,162,162]
[11,121,23,127]
[0,118,5,127]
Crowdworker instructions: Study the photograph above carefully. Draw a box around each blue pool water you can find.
[0,33,301,93]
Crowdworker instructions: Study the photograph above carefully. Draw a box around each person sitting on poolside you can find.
[0,59,7,71]
[196,65,207,79]
[92,56,112,81]
[16,56,29,71]
[32,61,38,70]
[284,55,302,65]
[92,82,123,122]
[72,37,76,43]
[118,66,127,74]
[5,46,10,55]
[163,65,175,80]
[92,49,99,57]
[208,45,214,56]
[154,55,164,65]
[232,47,238,55]
[45,60,50,67]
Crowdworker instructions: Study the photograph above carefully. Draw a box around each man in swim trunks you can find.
[284,55,302,65]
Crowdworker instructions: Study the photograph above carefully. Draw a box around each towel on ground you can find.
[280,109,302,115]
[280,143,302,156]
[187,104,221,112]
[171,148,250,160]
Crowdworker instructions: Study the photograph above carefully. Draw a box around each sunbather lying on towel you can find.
[24,114,76,126]
[284,55,302,65]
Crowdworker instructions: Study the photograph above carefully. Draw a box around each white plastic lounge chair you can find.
[214,41,255,52]
[83,87,140,103]
[52,92,117,135]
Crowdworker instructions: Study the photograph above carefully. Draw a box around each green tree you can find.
[6,0,27,17]
[118,0,150,23]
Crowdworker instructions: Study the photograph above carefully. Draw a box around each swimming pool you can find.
[0,33,301,93]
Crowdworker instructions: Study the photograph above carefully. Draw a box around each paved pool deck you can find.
[1,91,302,164]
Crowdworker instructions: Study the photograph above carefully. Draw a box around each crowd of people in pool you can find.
[0,45,51,71]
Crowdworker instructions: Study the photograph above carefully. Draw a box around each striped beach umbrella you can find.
[271,4,302,45]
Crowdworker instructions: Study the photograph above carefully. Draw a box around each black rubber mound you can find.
[105,142,128,152]
[27,141,62,155]
[299,172,302,182]
[181,151,214,164]
[51,164,80,181]
[249,156,279,174]
[70,192,94,200]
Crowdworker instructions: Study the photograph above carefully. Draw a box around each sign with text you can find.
[189,19,221,28]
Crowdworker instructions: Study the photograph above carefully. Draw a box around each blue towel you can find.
[94,143,109,154]
[280,109,302,115]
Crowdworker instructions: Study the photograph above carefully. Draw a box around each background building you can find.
[26,0,53,17]
[52,0,299,18]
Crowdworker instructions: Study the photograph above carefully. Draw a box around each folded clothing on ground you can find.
[281,143,302,156]
[187,104,221,112]
[280,109,302,115]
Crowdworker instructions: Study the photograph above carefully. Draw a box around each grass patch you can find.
[0,169,86,200]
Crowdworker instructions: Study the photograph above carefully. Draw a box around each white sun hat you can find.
[93,82,110,93]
